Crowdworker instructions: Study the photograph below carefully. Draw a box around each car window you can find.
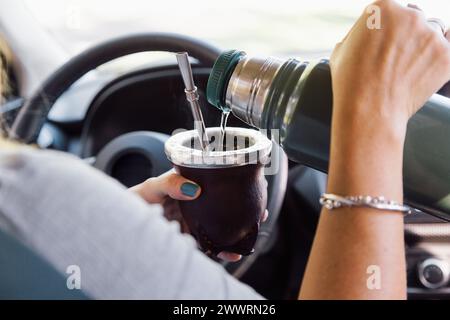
[24,0,450,67]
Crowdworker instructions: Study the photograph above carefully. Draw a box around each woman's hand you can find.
[331,0,450,130]
[327,0,450,200]
[130,170,245,262]
[130,170,201,204]
[300,0,450,300]
[328,0,450,199]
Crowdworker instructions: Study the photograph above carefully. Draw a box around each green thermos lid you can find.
[206,50,246,111]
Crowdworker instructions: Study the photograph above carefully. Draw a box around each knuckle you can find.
[370,0,388,10]
[365,1,383,16]
[435,36,446,49]
[165,173,182,188]
[144,176,157,186]
[442,50,450,70]
[407,10,425,28]
[429,33,446,51]
[424,31,436,45]
[432,40,450,70]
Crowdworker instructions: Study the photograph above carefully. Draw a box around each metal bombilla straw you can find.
[176,52,210,151]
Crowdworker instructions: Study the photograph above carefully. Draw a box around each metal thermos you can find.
[206,50,450,220]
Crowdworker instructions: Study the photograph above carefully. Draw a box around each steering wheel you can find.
[10,33,288,278]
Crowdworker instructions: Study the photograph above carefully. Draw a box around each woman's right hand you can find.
[331,0,450,137]
[328,0,450,199]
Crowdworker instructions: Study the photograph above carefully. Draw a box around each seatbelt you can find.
[0,228,88,299]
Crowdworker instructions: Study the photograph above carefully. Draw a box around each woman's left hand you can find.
[130,169,201,204]
[130,170,250,262]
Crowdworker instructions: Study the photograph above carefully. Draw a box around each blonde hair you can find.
[0,38,27,149]
[0,36,10,100]
[0,36,14,142]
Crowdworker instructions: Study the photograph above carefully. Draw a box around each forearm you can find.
[299,0,450,300]
[299,109,407,300]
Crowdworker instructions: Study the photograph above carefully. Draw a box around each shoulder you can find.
[0,146,163,220]
[0,147,119,195]
[0,146,121,186]
[0,146,105,180]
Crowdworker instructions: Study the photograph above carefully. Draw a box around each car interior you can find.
[1,0,450,300]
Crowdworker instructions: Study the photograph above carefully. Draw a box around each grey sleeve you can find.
[0,149,264,300]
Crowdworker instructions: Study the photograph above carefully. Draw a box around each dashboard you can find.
[405,213,450,298]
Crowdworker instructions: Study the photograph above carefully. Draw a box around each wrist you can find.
[332,98,409,141]
[327,104,407,201]
[332,91,411,134]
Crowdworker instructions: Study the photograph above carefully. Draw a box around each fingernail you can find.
[262,209,269,223]
[217,252,227,260]
[180,182,199,197]
[217,252,242,262]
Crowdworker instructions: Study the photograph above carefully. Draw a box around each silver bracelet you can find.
[320,193,412,215]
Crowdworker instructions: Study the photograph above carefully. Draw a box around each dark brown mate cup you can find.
[165,127,272,256]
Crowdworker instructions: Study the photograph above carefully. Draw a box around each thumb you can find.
[131,170,201,204]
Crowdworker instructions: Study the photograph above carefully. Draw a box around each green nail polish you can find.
[181,182,199,197]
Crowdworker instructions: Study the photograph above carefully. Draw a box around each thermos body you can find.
[207,50,450,220]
